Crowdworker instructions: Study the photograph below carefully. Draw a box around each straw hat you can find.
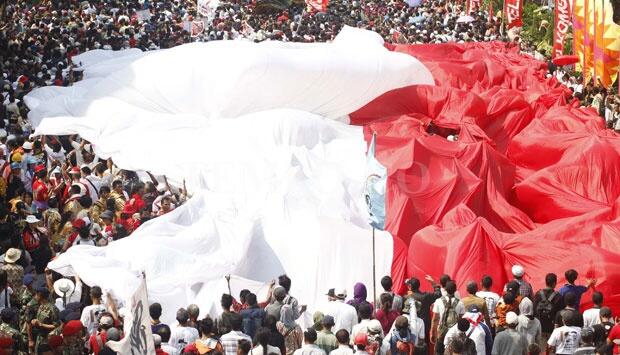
[3,248,21,264]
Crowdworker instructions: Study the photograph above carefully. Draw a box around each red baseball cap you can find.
[62,320,84,337]
[72,219,86,229]
[354,333,368,346]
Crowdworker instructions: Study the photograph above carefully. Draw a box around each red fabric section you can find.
[352,41,620,313]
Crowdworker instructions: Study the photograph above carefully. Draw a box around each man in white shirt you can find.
[80,165,101,201]
[547,313,581,355]
[476,275,500,326]
[80,286,107,335]
[330,330,354,355]
[350,303,372,343]
[582,292,603,328]
[169,308,200,353]
[443,307,486,355]
[322,289,358,334]
[294,329,326,355]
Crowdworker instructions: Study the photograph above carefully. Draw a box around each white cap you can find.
[506,311,518,325]
[512,264,525,277]
[22,141,33,150]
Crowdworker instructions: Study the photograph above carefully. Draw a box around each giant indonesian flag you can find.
[28,28,620,322]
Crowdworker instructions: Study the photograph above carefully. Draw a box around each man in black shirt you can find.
[533,273,564,349]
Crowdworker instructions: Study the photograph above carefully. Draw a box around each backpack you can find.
[535,290,557,321]
[438,297,459,341]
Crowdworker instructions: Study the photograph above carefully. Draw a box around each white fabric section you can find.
[31,27,434,325]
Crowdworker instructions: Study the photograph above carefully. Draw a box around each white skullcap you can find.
[512,264,525,277]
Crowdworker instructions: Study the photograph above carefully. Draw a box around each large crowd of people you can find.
[1,0,620,352]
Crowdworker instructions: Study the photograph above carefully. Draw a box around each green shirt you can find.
[316,329,338,355]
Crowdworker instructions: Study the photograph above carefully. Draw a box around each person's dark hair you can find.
[564,292,577,307]
[230,312,243,331]
[156,324,172,343]
[255,327,271,355]
[358,303,372,320]
[0,309,13,323]
[565,269,578,284]
[106,198,116,211]
[198,317,215,336]
[79,195,92,208]
[380,293,393,309]
[246,293,258,307]
[81,166,92,175]
[380,276,393,291]
[237,339,252,355]
[445,280,457,296]
[466,281,477,295]
[600,306,612,319]
[90,286,102,299]
[528,343,541,355]
[48,197,58,209]
[239,289,251,304]
[221,293,234,310]
[149,303,162,320]
[176,308,189,324]
[440,274,451,288]
[278,275,291,292]
[99,186,111,195]
[545,273,557,288]
[457,318,469,332]
[304,328,317,343]
[408,277,420,291]
[582,329,594,344]
[592,291,603,306]
[112,180,123,189]
[69,185,81,195]
[481,275,492,289]
[36,169,46,179]
[503,292,516,305]
[335,329,349,345]
[562,311,575,326]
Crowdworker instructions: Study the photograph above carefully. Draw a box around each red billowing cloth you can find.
[352,41,620,313]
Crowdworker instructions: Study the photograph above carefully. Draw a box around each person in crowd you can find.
[555,292,585,328]
[509,265,533,299]
[516,298,541,346]
[278,304,304,355]
[347,282,373,314]
[316,315,338,355]
[218,293,236,335]
[1,248,23,290]
[376,293,400,335]
[460,281,490,326]
[496,292,520,333]
[293,328,325,355]
[444,318,477,355]
[322,289,358,334]
[573,327,596,355]
[533,273,564,350]
[492,312,528,355]
[182,317,222,355]
[266,287,288,320]
[559,269,596,312]
[187,304,200,329]
[354,333,370,355]
[476,275,500,332]
[583,292,603,328]
[238,339,253,355]
[80,286,106,336]
[240,293,265,339]
[220,313,251,355]
[265,315,287,355]
[547,312,582,355]
[153,334,169,355]
[350,303,372,341]
[151,303,168,335]
[155,324,179,355]
[30,286,59,353]
[592,307,613,348]
[170,308,200,353]
[330,329,354,355]
[380,276,403,313]
[279,275,306,320]
[403,275,441,342]
[431,280,463,354]
[253,327,283,355]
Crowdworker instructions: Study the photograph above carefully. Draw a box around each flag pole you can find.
[372,226,377,313]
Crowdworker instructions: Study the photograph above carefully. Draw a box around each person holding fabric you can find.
[403,275,441,344]
[559,269,596,313]
[277,304,303,355]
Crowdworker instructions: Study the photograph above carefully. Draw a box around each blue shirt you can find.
[558,284,588,312]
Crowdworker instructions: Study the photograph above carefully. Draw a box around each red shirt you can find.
[23,228,40,251]
[128,194,145,212]
[609,324,620,354]
[155,349,169,355]
[89,332,107,355]
[32,179,49,202]
[376,309,400,335]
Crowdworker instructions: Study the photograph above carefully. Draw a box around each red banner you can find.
[553,0,572,58]
[504,0,523,28]
[306,0,327,12]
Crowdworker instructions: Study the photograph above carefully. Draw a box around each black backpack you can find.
[535,290,557,321]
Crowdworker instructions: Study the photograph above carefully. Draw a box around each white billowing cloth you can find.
[31,27,435,325]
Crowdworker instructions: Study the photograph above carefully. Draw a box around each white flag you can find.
[107,276,156,355]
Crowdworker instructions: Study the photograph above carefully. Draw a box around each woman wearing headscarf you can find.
[276,304,303,355]
[347,282,374,314]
